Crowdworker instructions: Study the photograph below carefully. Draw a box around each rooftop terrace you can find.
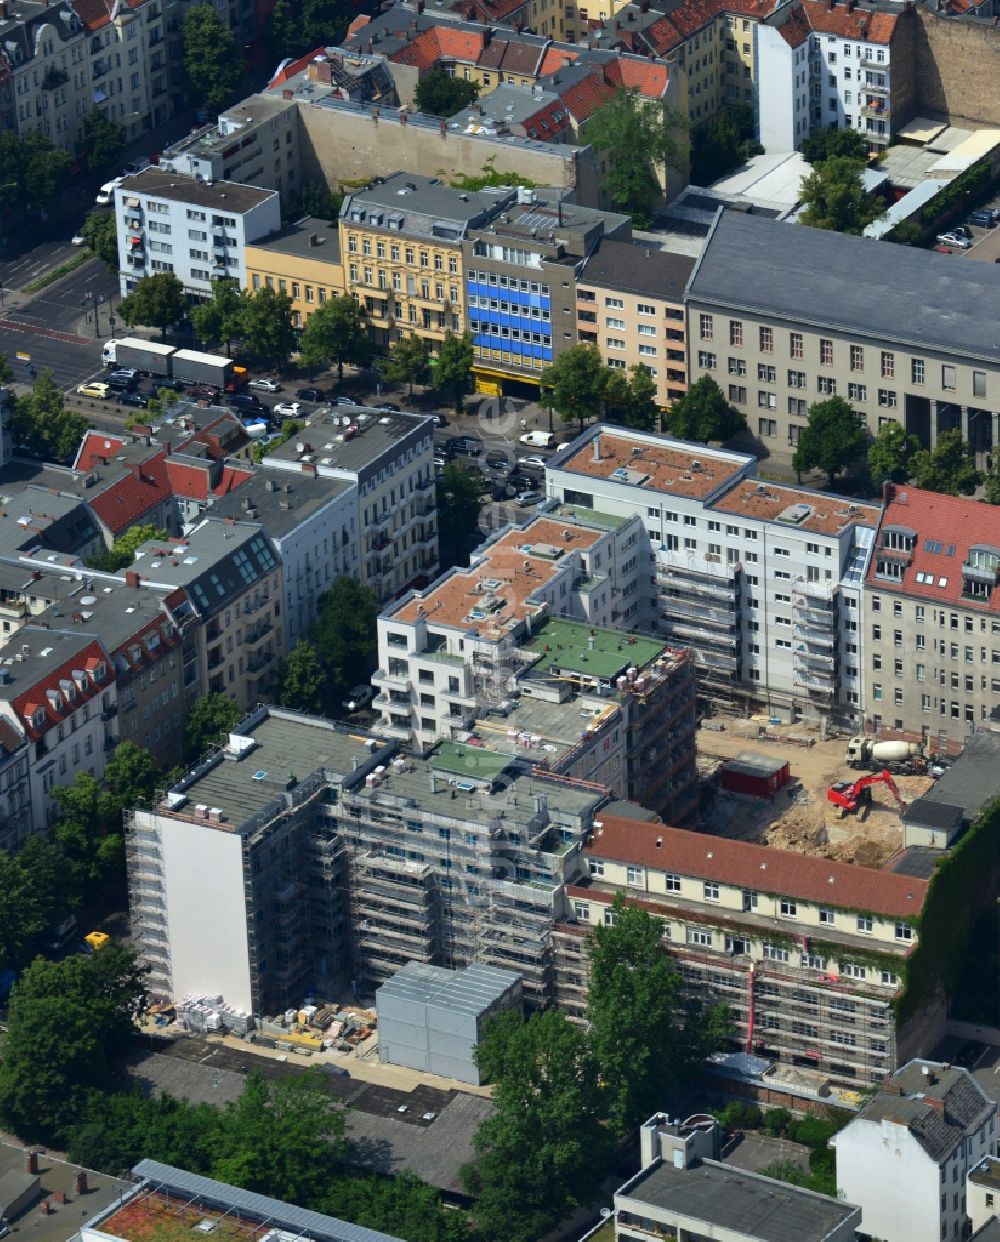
[521,617,665,681]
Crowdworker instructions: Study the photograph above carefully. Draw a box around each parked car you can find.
[187,383,220,401]
[342,683,375,711]
[274,400,303,418]
[228,393,267,413]
[433,412,448,427]
[70,233,85,246]
[485,450,511,474]
[332,395,357,407]
[248,377,282,392]
[117,391,148,408]
[966,210,996,229]
[936,231,972,249]
[507,470,538,493]
[446,436,483,457]
[515,489,544,507]
[517,454,547,471]
[296,386,326,402]
[373,401,400,412]
[77,381,110,399]
[150,378,184,394]
[108,369,139,391]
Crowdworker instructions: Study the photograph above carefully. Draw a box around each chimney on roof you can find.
[302,461,317,476]
[282,88,293,99]
[73,1171,88,1196]
[25,1150,38,1175]
[926,1096,946,1118]
[125,570,140,588]
[40,1201,51,1217]
[592,436,601,462]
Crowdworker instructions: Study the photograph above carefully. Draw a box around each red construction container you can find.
[719,750,791,798]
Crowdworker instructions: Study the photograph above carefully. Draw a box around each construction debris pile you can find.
[177,994,253,1035]
[252,1004,378,1054]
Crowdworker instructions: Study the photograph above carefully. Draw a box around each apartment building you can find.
[115,169,280,301]
[758,0,908,152]
[613,1113,861,1242]
[127,520,283,711]
[686,210,1000,466]
[968,1157,1000,1236]
[0,0,168,154]
[339,173,513,352]
[375,509,699,820]
[0,719,32,852]
[205,472,359,649]
[464,188,630,392]
[546,426,877,722]
[864,483,1000,742]
[553,813,931,1086]
[576,238,693,409]
[260,408,437,603]
[0,627,117,833]
[244,215,345,330]
[128,705,607,1012]
[833,1059,996,1242]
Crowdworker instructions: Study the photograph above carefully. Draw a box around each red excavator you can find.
[827,769,904,818]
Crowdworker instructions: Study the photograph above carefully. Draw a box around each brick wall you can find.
[890,6,920,131]
[914,5,1000,125]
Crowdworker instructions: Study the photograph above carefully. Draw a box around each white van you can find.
[95,176,124,205]
[519,430,555,449]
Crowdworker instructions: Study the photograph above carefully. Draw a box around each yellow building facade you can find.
[244,216,346,329]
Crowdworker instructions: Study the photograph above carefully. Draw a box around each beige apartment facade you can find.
[686,211,1000,465]
[577,237,693,409]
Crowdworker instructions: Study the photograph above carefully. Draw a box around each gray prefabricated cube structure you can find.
[376,962,523,1085]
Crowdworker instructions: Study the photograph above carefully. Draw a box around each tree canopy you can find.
[181,6,243,113]
[118,273,187,339]
[868,420,921,486]
[308,577,378,713]
[186,692,241,760]
[279,640,325,715]
[414,70,480,117]
[690,105,763,185]
[264,0,353,62]
[0,131,71,219]
[434,331,474,412]
[462,1009,613,1241]
[384,335,430,395]
[10,370,86,463]
[542,344,605,432]
[665,374,745,443]
[191,278,245,354]
[910,428,982,496]
[792,396,867,484]
[588,894,729,1136]
[78,108,124,176]
[800,126,869,165]
[586,88,687,227]
[437,462,483,571]
[86,524,166,573]
[81,211,119,272]
[800,156,881,235]
[240,285,297,368]
[298,295,371,381]
[604,363,659,431]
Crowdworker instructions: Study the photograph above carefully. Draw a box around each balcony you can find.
[862,101,889,119]
[244,619,273,646]
[246,651,273,675]
[101,704,117,721]
[793,644,835,671]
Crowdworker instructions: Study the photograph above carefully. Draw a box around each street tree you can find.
[240,285,297,368]
[52,772,125,888]
[792,396,867,485]
[191,278,244,353]
[117,272,187,339]
[665,374,745,443]
[86,523,167,572]
[542,344,605,433]
[434,331,474,412]
[586,88,687,227]
[588,893,729,1136]
[690,105,762,185]
[985,457,1000,505]
[298,294,371,381]
[462,1009,612,1242]
[104,740,161,811]
[0,836,76,972]
[81,211,119,271]
[868,420,921,486]
[181,6,243,112]
[308,577,378,711]
[0,132,71,220]
[800,127,869,165]
[620,363,659,431]
[186,692,241,759]
[384,335,430,396]
[0,947,148,1142]
[910,428,982,496]
[800,156,880,235]
[279,640,325,714]
[437,462,483,570]
[78,108,124,175]
[414,70,479,117]
[10,370,86,462]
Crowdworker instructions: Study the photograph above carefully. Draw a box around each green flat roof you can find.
[522,618,666,681]
[431,741,513,782]
[555,505,631,530]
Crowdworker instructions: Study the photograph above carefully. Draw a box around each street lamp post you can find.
[81,289,106,338]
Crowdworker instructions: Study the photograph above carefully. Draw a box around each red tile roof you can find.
[0,717,24,755]
[346,13,371,36]
[392,26,485,70]
[73,0,113,31]
[558,70,616,122]
[165,460,214,502]
[214,466,253,496]
[74,431,128,472]
[799,0,897,42]
[866,484,1000,613]
[89,450,172,537]
[13,640,112,740]
[539,46,579,75]
[585,815,928,917]
[605,57,670,96]
[268,48,328,88]
[776,6,811,46]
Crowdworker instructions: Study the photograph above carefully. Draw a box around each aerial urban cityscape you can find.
[0,0,998,1236]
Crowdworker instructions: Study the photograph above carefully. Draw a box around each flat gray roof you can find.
[580,237,694,300]
[0,1141,129,1242]
[618,1158,860,1241]
[912,732,1000,823]
[687,208,1000,364]
[248,215,341,263]
[121,169,278,213]
[263,408,433,477]
[377,961,520,1017]
[206,471,354,539]
[342,173,510,237]
[32,579,176,655]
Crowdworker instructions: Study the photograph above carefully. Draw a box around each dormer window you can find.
[882,526,915,552]
[32,708,45,728]
[94,662,106,681]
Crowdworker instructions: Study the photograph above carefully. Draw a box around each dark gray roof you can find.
[581,237,694,301]
[32,580,179,656]
[206,471,354,540]
[377,961,520,1016]
[888,845,947,879]
[0,1168,37,1214]
[248,215,341,263]
[342,173,511,239]
[121,169,278,214]
[617,1157,860,1241]
[972,1223,1000,1242]
[125,1162,404,1242]
[902,798,964,834]
[855,1059,993,1162]
[686,209,1000,364]
[263,408,434,479]
[0,1141,129,1242]
[913,733,1000,824]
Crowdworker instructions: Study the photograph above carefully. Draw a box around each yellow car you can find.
[77,381,110,399]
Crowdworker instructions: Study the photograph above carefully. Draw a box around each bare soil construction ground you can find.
[696,716,935,867]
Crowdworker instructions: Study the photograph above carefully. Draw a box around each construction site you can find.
[697,718,938,867]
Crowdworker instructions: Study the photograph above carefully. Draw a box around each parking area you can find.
[935,192,1000,263]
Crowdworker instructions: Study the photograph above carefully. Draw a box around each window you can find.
[699,313,713,340]
[788,369,806,388]
[817,376,837,395]
[974,370,987,399]
[730,320,743,346]
[819,908,834,925]
[698,351,717,369]
[589,859,604,877]
[729,357,747,375]
[742,890,758,912]
[881,970,899,986]
[687,927,713,947]
[762,942,789,962]
[704,880,719,901]
[842,961,866,979]
[802,953,827,970]
[878,389,897,408]
[758,418,777,437]
[820,338,833,365]
[895,922,913,942]
[857,914,873,933]
[848,382,867,402]
[880,350,894,378]
[942,364,957,391]
[665,872,681,893]
[758,390,776,409]
[759,325,773,352]
[626,865,644,887]
[790,331,803,359]
[780,898,797,917]
[911,358,925,384]
[729,385,747,404]
[850,344,864,372]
